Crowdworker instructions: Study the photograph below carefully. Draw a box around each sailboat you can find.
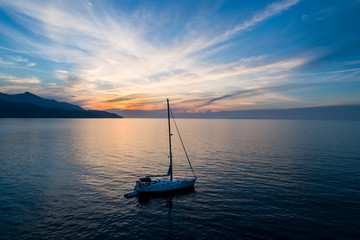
[124,99,197,198]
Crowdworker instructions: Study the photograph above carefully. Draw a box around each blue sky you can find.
[0,0,359,114]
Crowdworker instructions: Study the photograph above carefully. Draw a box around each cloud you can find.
[55,70,69,74]
[199,83,314,108]
[26,62,36,67]
[0,0,307,110]
[224,0,300,38]
[0,57,15,65]
[0,55,37,67]
[105,93,149,103]
[0,74,41,84]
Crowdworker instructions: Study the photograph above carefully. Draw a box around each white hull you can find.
[135,178,196,193]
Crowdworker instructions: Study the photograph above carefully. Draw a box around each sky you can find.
[0,0,359,116]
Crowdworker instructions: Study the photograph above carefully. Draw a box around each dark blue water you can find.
[0,119,360,239]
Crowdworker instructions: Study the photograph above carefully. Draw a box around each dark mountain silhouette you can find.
[0,92,122,118]
[86,110,122,118]
[0,91,84,111]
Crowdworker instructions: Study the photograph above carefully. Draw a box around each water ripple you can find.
[0,119,360,239]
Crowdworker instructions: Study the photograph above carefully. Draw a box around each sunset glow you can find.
[0,0,359,115]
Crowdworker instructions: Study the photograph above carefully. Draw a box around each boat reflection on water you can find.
[135,186,196,239]
[136,186,196,204]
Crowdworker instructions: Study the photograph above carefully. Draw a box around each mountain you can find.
[86,110,121,118]
[0,91,84,111]
[0,92,122,118]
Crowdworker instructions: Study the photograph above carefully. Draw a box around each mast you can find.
[167,99,173,181]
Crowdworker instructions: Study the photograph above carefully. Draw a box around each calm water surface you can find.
[0,119,360,239]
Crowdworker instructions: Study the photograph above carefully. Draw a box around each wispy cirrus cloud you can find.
[0,74,40,84]
[0,0,313,111]
[223,0,300,38]
[0,55,37,68]
[198,82,314,108]
[0,57,15,66]
[9,56,37,67]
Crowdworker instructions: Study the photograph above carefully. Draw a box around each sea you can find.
[0,118,359,240]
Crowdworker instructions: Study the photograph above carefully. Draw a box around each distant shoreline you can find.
[0,92,122,118]
[117,105,360,120]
